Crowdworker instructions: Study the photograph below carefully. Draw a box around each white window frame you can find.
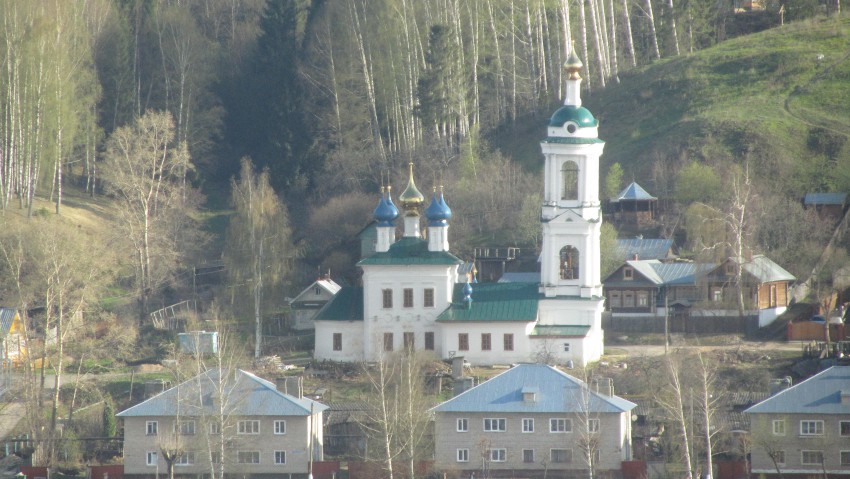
[274,450,287,465]
[175,420,195,435]
[483,418,507,432]
[840,420,850,436]
[801,450,824,465]
[551,448,572,463]
[457,418,468,432]
[175,452,195,466]
[800,420,824,436]
[772,419,785,435]
[588,418,600,433]
[237,451,260,464]
[490,449,506,462]
[209,421,221,435]
[146,421,158,436]
[146,451,158,466]
[274,420,286,435]
[550,418,572,433]
[457,449,469,462]
[522,418,534,433]
[238,420,260,435]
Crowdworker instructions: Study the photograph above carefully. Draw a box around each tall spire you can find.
[399,163,425,238]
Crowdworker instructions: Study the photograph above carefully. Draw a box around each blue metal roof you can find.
[745,366,850,415]
[616,239,674,261]
[803,192,847,206]
[740,255,796,283]
[0,308,17,336]
[431,363,636,414]
[653,262,714,285]
[117,368,328,417]
[613,182,657,201]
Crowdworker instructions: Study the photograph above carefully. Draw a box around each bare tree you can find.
[224,158,296,359]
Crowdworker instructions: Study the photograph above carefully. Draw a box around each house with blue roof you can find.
[431,363,636,476]
[117,368,327,478]
[609,182,657,229]
[603,255,795,331]
[313,52,607,366]
[616,238,676,262]
[745,366,850,477]
[802,192,847,223]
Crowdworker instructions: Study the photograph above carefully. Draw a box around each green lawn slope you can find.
[591,15,850,196]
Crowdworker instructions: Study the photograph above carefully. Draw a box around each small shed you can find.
[802,192,847,223]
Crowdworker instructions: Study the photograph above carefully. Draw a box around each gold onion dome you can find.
[399,162,425,214]
[564,51,583,80]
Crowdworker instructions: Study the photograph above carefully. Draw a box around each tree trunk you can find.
[668,0,681,56]
[645,0,661,59]
[621,0,637,66]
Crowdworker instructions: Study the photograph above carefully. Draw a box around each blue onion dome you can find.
[373,188,398,226]
[425,188,452,226]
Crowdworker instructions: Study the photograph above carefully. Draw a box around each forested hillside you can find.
[0,0,847,321]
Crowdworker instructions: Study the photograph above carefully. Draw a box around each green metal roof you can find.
[436,282,540,322]
[548,105,598,127]
[530,324,591,337]
[357,237,463,266]
[314,286,364,321]
[542,137,605,144]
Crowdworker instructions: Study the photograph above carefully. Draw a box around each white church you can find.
[313,53,606,366]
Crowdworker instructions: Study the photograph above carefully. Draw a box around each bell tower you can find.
[539,52,604,300]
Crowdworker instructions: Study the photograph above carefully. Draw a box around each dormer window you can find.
[624,267,634,280]
[522,386,538,403]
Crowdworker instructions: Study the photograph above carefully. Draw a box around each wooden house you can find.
[802,192,847,223]
[610,182,657,229]
[289,276,341,330]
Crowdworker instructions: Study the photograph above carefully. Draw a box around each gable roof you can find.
[739,255,796,283]
[357,237,463,266]
[290,278,341,304]
[744,366,850,415]
[616,239,675,261]
[803,192,847,206]
[117,368,328,417]
[431,363,635,414]
[313,286,364,322]
[0,309,18,336]
[613,182,657,202]
[436,282,540,322]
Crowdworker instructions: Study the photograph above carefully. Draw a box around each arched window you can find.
[561,161,579,200]
[559,246,579,280]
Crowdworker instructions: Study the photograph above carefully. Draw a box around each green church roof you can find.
[437,282,540,322]
[314,286,364,321]
[548,105,598,127]
[358,237,463,266]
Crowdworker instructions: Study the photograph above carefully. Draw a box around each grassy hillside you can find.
[595,15,850,196]
[494,16,850,200]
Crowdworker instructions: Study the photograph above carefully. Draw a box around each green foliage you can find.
[605,163,625,199]
[600,223,621,278]
[675,161,722,205]
[807,126,846,159]
[102,397,117,438]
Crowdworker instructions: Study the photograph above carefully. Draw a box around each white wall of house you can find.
[314,320,364,362]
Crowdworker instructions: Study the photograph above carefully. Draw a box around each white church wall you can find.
[314,320,364,362]
[437,322,537,365]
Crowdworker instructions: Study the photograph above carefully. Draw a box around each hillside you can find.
[598,16,850,196]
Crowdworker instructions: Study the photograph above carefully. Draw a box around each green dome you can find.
[548,105,598,128]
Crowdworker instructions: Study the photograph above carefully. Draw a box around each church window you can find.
[458,333,469,351]
[403,288,414,308]
[384,333,394,351]
[559,246,579,280]
[561,161,579,200]
[504,334,514,351]
[425,332,435,350]
[382,289,393,308]
[332,333,342,351]
[404,332,415,350]
[424,288,435,307]
[481,333,491,351]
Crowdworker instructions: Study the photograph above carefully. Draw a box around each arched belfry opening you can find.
[561,161,579,200]
[559,246,579,280]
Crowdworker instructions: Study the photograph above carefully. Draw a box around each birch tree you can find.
[224,158,295,359]
[102,110,197,322]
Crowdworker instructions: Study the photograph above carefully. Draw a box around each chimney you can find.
[632,253,639,261]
